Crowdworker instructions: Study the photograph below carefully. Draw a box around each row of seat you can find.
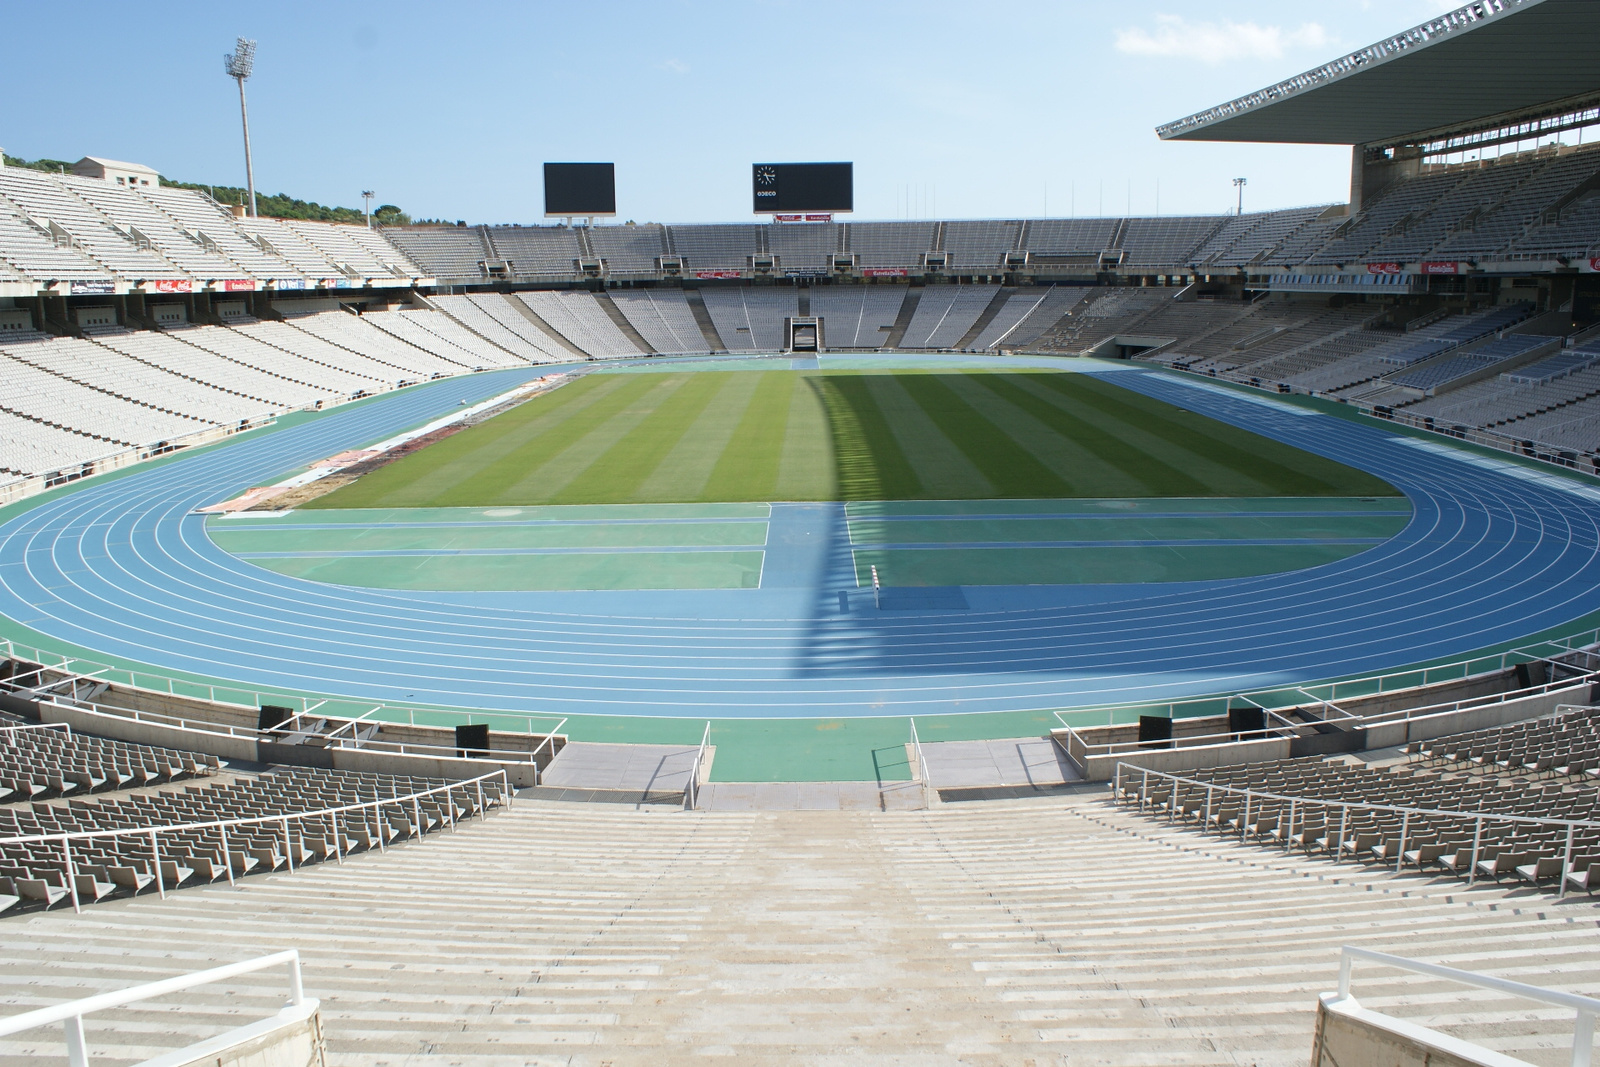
[0,765,507,913]
[1,724,219,801]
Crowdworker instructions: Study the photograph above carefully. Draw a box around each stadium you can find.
[6,1,1600,1063]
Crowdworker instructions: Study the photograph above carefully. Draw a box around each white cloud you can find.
[658,58,690,75]
[1115,15,1332,64]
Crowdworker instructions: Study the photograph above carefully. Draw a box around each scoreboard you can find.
[752,162,853,214]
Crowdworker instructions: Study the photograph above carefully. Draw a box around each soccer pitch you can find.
[307,368,1397,508]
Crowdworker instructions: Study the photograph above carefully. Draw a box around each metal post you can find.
[150,830,165,899]
[476,781,485,820]
[1574,1010,1595,1067]
[1397,812,1409,874]
[62,838,81,915]
[64,1013,89,1067]
[1469,816,1483,887]
[220,824,235,887]
[1286,799,1296,854]
[1338,805,1348,861]
[1139,767,1149,810]
[281,818,294,873]
[287,953,306,1007]
[1563,824,1576,901]
[333,810,343,865]
[1114,762,1123,803]
[1204,784,1214,829]
[413,798,423,841]
[1241,790,1252,841]
[1337,952,1353,999]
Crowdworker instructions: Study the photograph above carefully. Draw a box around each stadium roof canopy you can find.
[1157,0,1600,148]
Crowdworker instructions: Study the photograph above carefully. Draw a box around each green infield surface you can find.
[305,368,1398,509]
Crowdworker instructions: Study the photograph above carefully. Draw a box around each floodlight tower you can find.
[1233,177,1247,216]
[362,190,375,227]
[224,38,258,217]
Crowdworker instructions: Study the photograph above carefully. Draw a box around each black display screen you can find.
[544,162,616,217]
[752,162,853,213]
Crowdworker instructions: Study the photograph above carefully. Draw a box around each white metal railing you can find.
[685,721,710,810]
[1050,637,1600,739]
[1333,946,1600,1067]
[0,950,306,1067]
[908,718,933,809]
[1060,668,1597,762]
[1116,763,1600,898]
[0,768,509,914]
[1,721,71,737]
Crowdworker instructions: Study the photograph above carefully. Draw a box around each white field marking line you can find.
[1395,436,1600,504]
[1156,374,1319,416]
[202,373,576,510]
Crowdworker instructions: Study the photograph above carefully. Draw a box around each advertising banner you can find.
[69,279,114,295]
[152,279,193,294]
[274,278,306,290]
[693,269,742,279]
[1589,257,1600,273]
[1366,262,1403,275]
[862,268,909,278]
[1420,261,1461,275]
[222,279,258,292]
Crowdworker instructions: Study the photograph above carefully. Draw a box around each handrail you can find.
[0,768,509,913]
[908,718,933,808]
[685,721,710,811]
[1115,762,1600,898]
[1334,946,1599,1067]
[0,950,306,1067]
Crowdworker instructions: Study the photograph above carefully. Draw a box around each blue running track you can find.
[2,360,1599,721]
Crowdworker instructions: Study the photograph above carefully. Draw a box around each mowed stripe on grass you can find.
[306,369,1397,508]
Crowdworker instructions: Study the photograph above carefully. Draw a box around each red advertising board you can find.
[152,279,193,294]
[772,213,834,223]
[1420,261,1460,275]
[862,268,909,278]
[694,269,742,279]
[1590,257,1600,273]
[222,279,257,292]
[1366,262,1402,275]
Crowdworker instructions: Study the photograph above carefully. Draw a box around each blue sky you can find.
[4,1,1461,224]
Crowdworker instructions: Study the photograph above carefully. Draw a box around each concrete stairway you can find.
[2,793,1597,1066]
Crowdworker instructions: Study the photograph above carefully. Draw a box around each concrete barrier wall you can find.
[1311,995,1519,1067]
[1365,687,1583,750]
[1079,736,1293,781]
[153,1002,326,1067]
[36,702,541,787]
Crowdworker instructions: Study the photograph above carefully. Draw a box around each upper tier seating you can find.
[382,227,490,281]
[943,220,1022,269]
[850,222,937,268]
[667,224,760,272]
[282,221,419,279]
[138,186,304,280]
[586,224,667,275]
[235,217,343,276]
[0,169,185,280]
[767,224,838,271]
[1118,217,1225,268]
[484,227,582,275]
[608,290,710,353]
[62,175,245,279]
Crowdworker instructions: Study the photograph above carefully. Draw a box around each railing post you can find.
[64,1012,89,1067]
[62,838,81,915]
[287,952,306,1007]
[220,825,235,888]
[1397,812,1409,875]
[1337,805,1348,861]
[413,798,423,840]
[1139,767,1149,810]
[1575,1009,1595,1067]
[1286,799,1296,854]
[281,818,294,873]
[1469,816,1483,887]
[1563,824,1576,901]
[1338,951,1353,999]
[150,830,165,899]
[1204,784,1214,829]
[476,781,485,820]
[333,810,343,865]
[1241,790,1252,841]
[1114,761,1123,803]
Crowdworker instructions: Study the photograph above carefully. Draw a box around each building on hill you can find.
[71,156,158,188]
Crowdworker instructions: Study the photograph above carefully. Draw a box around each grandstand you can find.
[11,4,1600,1066]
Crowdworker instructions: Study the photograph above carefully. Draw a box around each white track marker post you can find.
[871,565,881,610]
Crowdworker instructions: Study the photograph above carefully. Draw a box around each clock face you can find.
[755,166,777,187]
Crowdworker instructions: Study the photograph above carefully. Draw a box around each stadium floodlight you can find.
[1233,176,1247,216]
[362,191,375,228]
[224,37,259,217]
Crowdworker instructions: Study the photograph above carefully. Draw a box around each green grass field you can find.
[308,369,1396,508]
